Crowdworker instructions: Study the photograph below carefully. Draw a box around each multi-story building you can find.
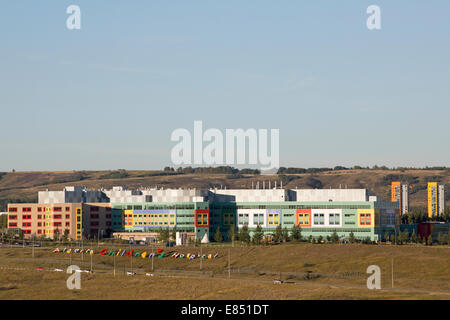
[391,182,409,215]
[7,203,113,240]
[428,182,445,218]
[111,188,399,242]
[7,186,401,242]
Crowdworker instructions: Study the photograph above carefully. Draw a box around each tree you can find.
[317,235,323,244]
[213,227,223,243]
[252,225,263,245]
[273,225,283,243]
[282,227,289,242]
[349,232,355,244]
[227,224,236,242]
[402,230,410,244]
[438,233,446,245]
[63,229,70,241]
[290,225,302,241]
[308,235,313,243]
[238,225,251,244]
[171,226,177,241]
[53,228,60,241]
[384,232,390,243]
[390,234,396,245]
[411,232,418,244]
[427,234,433,246]
[157,228,170,243]
[330,231,339,244]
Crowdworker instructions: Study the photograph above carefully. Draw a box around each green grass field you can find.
[0,243,449,299]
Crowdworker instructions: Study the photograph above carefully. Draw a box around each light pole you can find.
[151,242,154,272]
[97,229,104,247]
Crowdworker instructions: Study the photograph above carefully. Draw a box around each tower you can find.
[391,182,408,215]
[428,182,445,218]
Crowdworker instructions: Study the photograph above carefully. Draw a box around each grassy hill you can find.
[0,168,449,210]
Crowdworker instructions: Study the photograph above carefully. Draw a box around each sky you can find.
[0,1,449,171]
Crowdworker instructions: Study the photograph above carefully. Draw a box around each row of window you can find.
[9,207,73,212]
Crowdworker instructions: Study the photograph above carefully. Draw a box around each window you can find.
[38,222,42,227]
[253,213,264,225]
[8,207,17,212]
[65,222,70,227]
[91,221,99,226]
[53,222,62,227]
[38,207,42,212]
[37,215,42,219]
[297,213,310,226]
[53,214,62,219]
[268,212,280,226]
[22,207,32,212]
[360,213,372,226]
[24,230,31,234]
[90,206,99,212]
[329,213,340,225]
[313,213,325,225]
[65,214,70,219]
[53,207,62,212]
[65,207,70,212]
[38,230,42,234]
[106,214,111,219]
[195,210,209,227]
[9,215,17,220]
[238,213,249,225]
[22,222,31,227]
[22,215,31,220]
[9,222,17,227]
[106,207,111,212]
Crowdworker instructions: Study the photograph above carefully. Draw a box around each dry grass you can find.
[0,243,449,299]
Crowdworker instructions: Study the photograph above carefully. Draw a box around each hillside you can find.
[0,169,449,210]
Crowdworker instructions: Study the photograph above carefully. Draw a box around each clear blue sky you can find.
[1,1,449,171]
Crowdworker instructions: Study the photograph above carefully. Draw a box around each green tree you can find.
[317,235,323,244]
[330,231,339,244]
[403,230,410,244]
[63,229,70,241]
[411,232,418,244]
[53,228,60,241]
[252,224,263,245]
[213,227,223,243]
[290,225,302,241]
[227,224,236,242]
[273,225,283,243]
[171,226,177,241]
[384,232,390,243]
[427,234,433,246]
[390,233,395,244]
[308,235,313,243]
[438,233,446,245]
[157,227,170,243]
[282,227,289,242]
[349,232,355,244]
[238,225,251,244]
